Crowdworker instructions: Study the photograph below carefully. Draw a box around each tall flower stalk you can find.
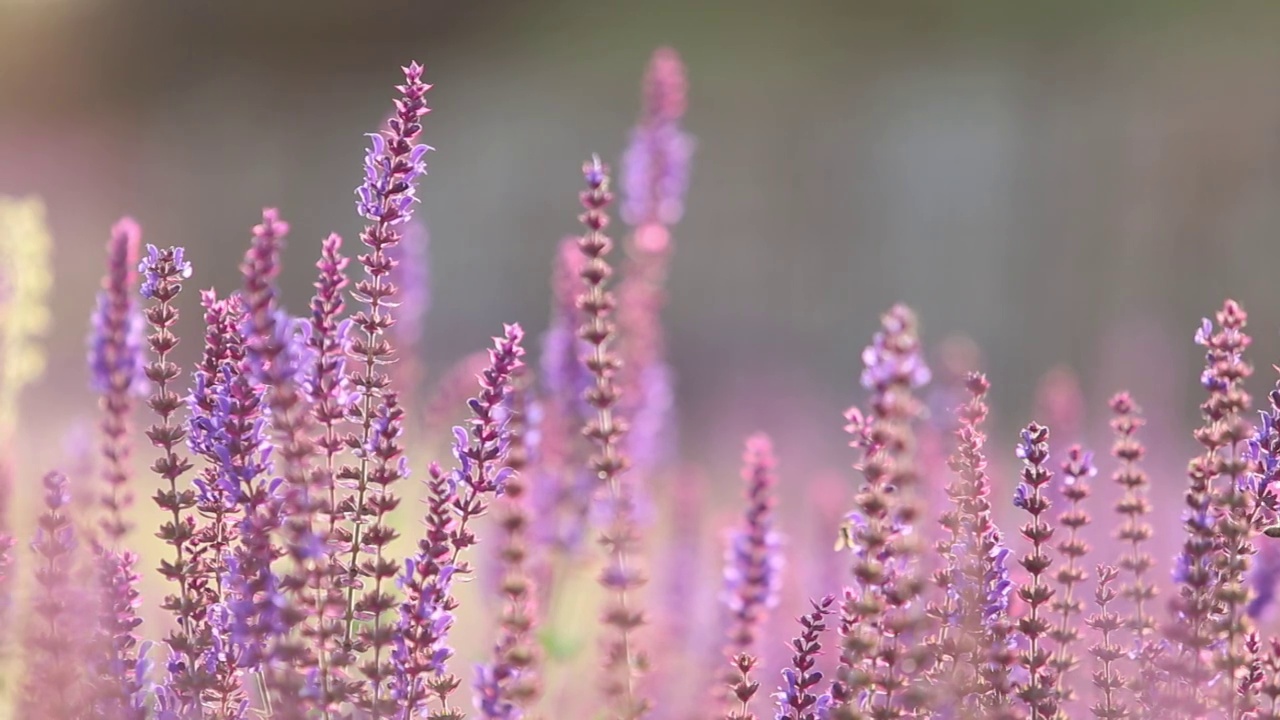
[1014,422,1058,720]
[88,545,151,720]
[836,304,931,717]
[1049,445,1094,712]
[616,47,694,479]
[775,595,835,720]
[1166,301,1252,716]
[89,217,146,543]
[576,157,649,719]
[1197,301,1260,720]
[721,433,783,715]
[1109,393,1156,715]
[1086,564,1126,720]
[478,371,543,718]
[139,244,204,710]
[309,231,356,714]
[337,62,431,716]
[926,373,1015,717]
[391,325,524,719]
[19,471,82,720]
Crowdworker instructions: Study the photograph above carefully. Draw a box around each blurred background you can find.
[6,0,1280,707]
[7,0,1280,465]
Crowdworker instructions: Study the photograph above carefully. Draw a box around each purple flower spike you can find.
[355,64,432,226]
[90,217,149,542]
[20,471,83,720]
[723,434,784,655]
[394,325,525,717]
[139,244,192,299]
[621,48,695,228]
[774,596,835,720]
[89,546,150,720]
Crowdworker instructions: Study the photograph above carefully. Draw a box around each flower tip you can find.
[111,215,141,241]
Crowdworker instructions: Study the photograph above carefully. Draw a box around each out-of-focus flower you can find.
[0,197,53,514]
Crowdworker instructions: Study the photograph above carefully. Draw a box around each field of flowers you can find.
[0,48,1278,720]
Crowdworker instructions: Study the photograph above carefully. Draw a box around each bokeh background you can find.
[5,1,1280,696]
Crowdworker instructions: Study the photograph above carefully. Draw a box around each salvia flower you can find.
[338,63,431,711]
[722,433,784,715]
[1013,421,1058,720]
[774,595,835,720]
[926,373,1016,716]
[477,374,543,718]
[577,157,651,720]
[140,244,205,711]
[1085,565,1127,720]
[139,244,191,299]
[355,64,432,226]
[836,304,931,716]
[1167,300,1254,716]
[88,546,150,720]
[306,231,355,713]
[1109,393,1157,663]
[391,463,460,718]
[1049,444,1095,710]
[393,325,524,718]
[89,217,148,541]
[723,433,784,644]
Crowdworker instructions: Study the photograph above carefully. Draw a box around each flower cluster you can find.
[11,52,1280,720]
